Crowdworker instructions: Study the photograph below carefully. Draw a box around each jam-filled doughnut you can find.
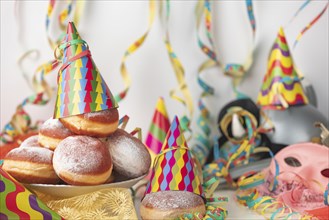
[53,136,113,185]
[106,129,151,179]
[59,109,119,138]
[2,147,60,184]
[140,191,206,220]
[20,135,42,148]
[38,118,75,150]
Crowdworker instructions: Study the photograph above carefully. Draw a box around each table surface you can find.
[135,190,265,219]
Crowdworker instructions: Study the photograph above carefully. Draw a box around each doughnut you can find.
[2,147,60,184]
[60,108,119,137]
[0,132,38,159]
[53,136,113,185]
[106,129,151,178]
[20,135,42,148]
[140,191,206,220]
[38,118,75,150]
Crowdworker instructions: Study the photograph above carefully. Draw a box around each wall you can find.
[1,1,328,140]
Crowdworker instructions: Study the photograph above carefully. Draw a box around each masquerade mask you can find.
[258,143,329,213]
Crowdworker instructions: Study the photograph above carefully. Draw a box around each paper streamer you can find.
[217,0,257,98]
[115,0,155,102]
[235,170,323,219]
[203,107,274,186]
[0,61,59,144]
[1,0,84,144]
[0,168,63,219]
[292,2,329,48]
[46,0,75,49]
[192,0,218,167]
[191,0,256,166]
[160,1,194,133]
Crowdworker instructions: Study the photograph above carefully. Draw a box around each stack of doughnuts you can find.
[2,109,151,186]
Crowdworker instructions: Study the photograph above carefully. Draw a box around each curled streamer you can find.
[292,2,329,48]
[1,0,83,144]
[193,0,218,166]
[161,0,194,133]
[115,0,156,103]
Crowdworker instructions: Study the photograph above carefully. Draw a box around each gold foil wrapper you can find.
[35,188,138,220]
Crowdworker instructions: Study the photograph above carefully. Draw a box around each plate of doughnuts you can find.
[24,174,147,198]
[2,111,152,199]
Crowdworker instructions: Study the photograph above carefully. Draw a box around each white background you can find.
[1,1,328,137]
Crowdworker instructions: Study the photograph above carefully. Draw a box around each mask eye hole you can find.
[284,157,302,167]
[321,169,329,178]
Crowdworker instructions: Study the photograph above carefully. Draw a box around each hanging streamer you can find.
[193,0,218,166]
[0,61,59,144]
[1,0,83,144]
[46,0,76,49]
[160,0,194,133]
[293,2,329,48]
[216,0,257,98]
[192,0,257,169]
[115,0,156,103]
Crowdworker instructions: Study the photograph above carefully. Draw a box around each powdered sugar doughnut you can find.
[20,135,41,148]
[140,191,206,220]
[2,147,59,184]
[106,129,151,178]
[60,108,119,137]
[39,118,75,150]
[53,136,113,185]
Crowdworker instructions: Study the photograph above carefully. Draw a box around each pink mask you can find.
[269,143,329,191]
[258,143,329,213]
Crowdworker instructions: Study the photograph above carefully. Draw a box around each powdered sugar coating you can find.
[106,129,151,178]
[142,191,204,209]
[53,136,112,174]
[20,135,41,148]
[5,147,53,164]
[40,118,75,138]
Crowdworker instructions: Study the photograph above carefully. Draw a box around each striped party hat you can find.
[144,116,204,199]
[145,97,170,156]
[54,22,118,118]
[0,168,63,219]
[257,27,308,110]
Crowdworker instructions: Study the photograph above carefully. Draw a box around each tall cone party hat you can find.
[144,116,204,199]
[145,97,170,158]
[257,27,309,110]
[54,22,118,118]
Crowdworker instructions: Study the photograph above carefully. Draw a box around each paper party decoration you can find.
[257,27,309,109]
[145,116,204,199]
[145,97,170,156]
[54,22,118,118]
[0,168,63,219]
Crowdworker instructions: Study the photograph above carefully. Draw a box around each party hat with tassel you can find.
[54,22,118,118]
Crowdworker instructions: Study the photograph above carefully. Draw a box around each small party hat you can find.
[54,22,118,118]
[145,97,170,156]
[257,27,308,110]
[0,168,63,219]
[144,116,204,199]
